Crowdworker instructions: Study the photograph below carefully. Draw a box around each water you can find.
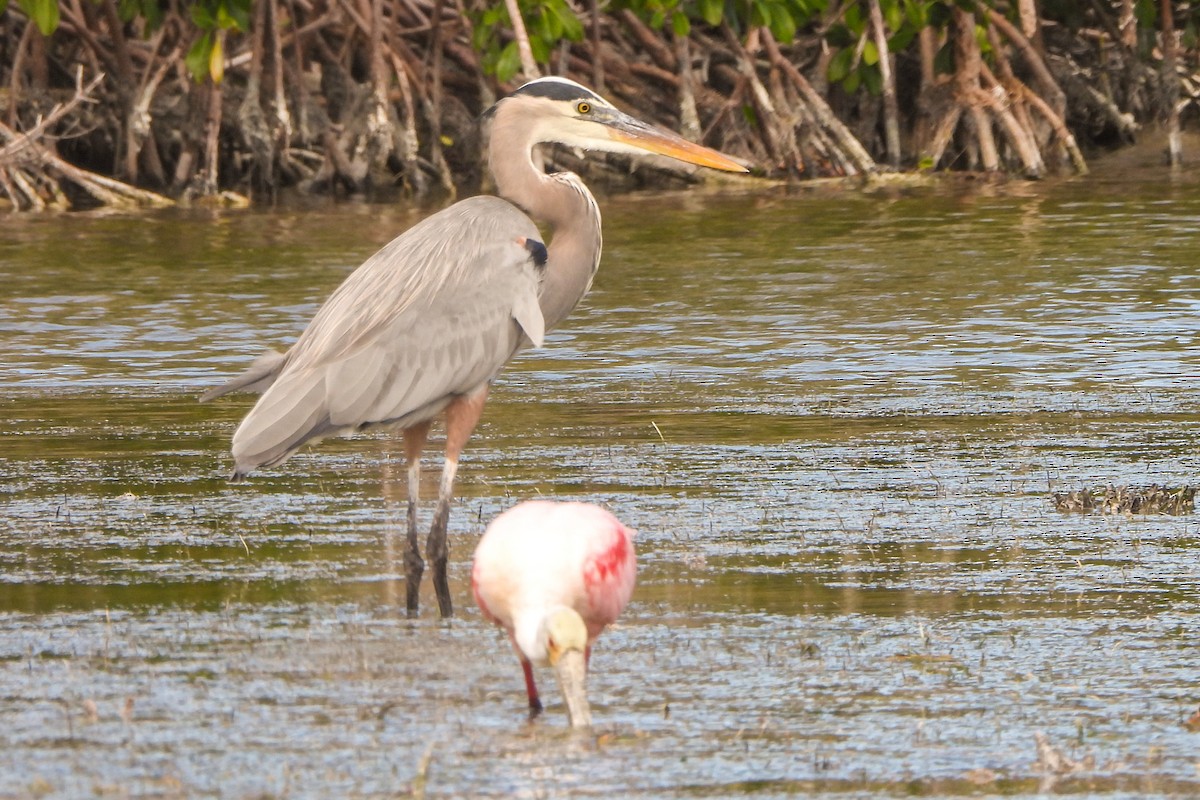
[2,163,1200,797]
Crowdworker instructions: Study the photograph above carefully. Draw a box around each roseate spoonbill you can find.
[472,500,636,727]
[201,77,743,618]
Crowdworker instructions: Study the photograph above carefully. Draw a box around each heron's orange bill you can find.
[610,122,748,173]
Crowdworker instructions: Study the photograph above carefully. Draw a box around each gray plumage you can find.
[204,198,545,478]
[201,76,744,617]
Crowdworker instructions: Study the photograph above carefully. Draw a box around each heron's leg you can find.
[428,386,489,618]
[522,657,543,717]
[403,422,431,616]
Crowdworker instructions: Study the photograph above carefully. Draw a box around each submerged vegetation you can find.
[1053,483,1197,514]
[1,0,1199,209]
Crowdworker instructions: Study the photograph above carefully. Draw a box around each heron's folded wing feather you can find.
[225,198,546,475]
[199,349,286,402]
[231,371,333,474]
[232,293,524,474]
[288,197,541,372]
[326,344,388,425]
[360,287,525,423]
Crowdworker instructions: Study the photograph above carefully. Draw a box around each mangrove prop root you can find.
[0,71,173,210]
[1,0,1180,205]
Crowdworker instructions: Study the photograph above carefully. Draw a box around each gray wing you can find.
[199,348,286,402]
[221,196,546,477]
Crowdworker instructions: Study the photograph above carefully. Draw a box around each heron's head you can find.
[489,76,746,173]
[539,606,593,728]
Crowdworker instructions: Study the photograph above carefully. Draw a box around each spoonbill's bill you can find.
[472,500,637,727]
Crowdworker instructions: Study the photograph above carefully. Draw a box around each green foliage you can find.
[673,10,690,36]
[472,0,585,81]
[184,0,250,82]
[118,0,163,30]
[826,0,928,96]
[696,0,723,26]
[193,0,250,36]
[632,0,688,30]
[610,0,823,43]
[16,0,59,35]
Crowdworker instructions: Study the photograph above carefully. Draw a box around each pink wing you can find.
[578,506,637,639]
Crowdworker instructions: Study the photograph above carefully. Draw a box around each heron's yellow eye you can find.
[576,101,591,115]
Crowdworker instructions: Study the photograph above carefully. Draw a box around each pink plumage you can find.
[472,500,636,724]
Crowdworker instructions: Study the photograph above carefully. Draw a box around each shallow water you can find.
[2,163,1200,797]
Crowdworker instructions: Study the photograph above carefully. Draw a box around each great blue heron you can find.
[201,76,745,618]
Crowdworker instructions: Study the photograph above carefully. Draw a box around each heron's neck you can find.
[489,120,602,331]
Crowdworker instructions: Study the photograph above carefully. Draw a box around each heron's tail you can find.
[200,349,287,402]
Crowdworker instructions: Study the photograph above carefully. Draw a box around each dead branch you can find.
[0,72,173,210]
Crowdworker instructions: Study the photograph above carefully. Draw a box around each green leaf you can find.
[672,10,691,36]
[185,32,214,81]
[697,0,724,27]
[769,2,796,42]
[529,35,550,64]
[888,26,915,52]
[862,62,882,94]
[904,0,926,28]
[19,0,60,35]
[495,40,521,82]
[975,23,990,54]
[827,45,854,82]
[534,8,556,40]
[862,38,878,65]
[207,0,251,32]
[844,2,864,35]
[225,0,251,31]
[884,1,903,32]
[750,0,771,30]
[842,68,861,93]
[553,0,584,40]
[191,3,215,29]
